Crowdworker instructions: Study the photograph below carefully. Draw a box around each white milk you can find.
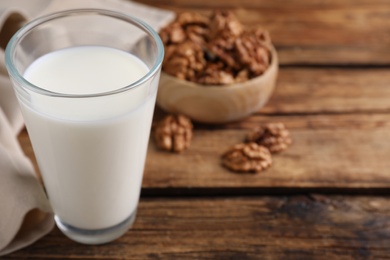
[21,46,156,230]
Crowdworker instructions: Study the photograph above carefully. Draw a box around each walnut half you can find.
[246,122,292,153]
[154,114,193,153]
[222,142,272,173]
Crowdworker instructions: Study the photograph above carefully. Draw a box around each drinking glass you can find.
[5,9,163,244]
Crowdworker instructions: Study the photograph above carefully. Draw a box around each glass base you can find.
[55,211,137,244]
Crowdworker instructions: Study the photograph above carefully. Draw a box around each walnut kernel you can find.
[222,142,272,173]
[154,114,193,153]
[246,122,292,153]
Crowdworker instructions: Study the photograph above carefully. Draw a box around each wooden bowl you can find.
[156,45,278,124]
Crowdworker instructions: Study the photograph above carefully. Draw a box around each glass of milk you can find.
[5,9,163,244]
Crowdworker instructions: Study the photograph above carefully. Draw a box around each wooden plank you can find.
[19,113,390,190]
[8,196,390,259]
[143,113,390,190]
[261,68,390,115]
[135,0,390,65]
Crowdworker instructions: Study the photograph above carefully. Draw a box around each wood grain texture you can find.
[135,0,390,65]
[144,113,390,190]
[261,68,390,115]
[7,196,390,259]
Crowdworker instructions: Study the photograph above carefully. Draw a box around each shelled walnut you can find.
[159,10,272,85]
[246,122,292,153]
[163,41,206,81]
[221,142,272,173]
[154,114,193,153]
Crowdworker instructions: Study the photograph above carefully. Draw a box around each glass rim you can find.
[4,8,164,98]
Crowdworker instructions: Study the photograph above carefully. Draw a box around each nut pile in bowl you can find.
[157,10,278,124]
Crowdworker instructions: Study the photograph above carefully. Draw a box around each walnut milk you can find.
[22,46,154,231]
[5,10,163,244]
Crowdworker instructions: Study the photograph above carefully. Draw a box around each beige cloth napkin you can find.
[0,0,174,256]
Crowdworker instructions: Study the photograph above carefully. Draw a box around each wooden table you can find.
[9,0,390,259]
